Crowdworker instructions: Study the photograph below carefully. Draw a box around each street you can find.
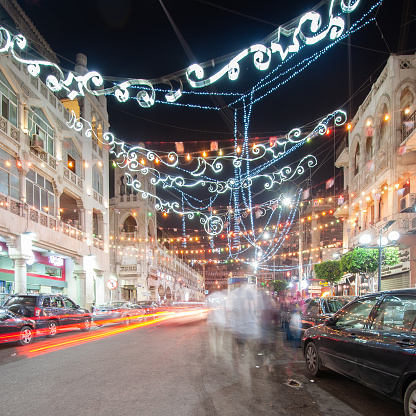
[0,310,403,416]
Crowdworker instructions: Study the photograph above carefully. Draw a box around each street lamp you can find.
[359,220,398,292]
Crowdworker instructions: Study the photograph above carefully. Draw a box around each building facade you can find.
[335,53,416,292]
[0,2,111,309]
[109,153,205,303]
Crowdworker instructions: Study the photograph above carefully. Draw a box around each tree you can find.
[340,247,400,274]
[271,279,288,294]
[314,260,343,286]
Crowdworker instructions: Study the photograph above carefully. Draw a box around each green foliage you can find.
[340,248,378,273]
[272,280,288,293]
[314,260,342,285]
[382,246,400,266]
[340,247,400,274]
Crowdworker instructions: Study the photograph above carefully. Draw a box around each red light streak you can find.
[21,308,208,358]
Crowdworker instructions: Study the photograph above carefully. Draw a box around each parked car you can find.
[0,307,36,346]
[135,301,158,316]
[301,289,416,416]
[3,294,91,337]
[92,302,146,326]
[289,296,355,340]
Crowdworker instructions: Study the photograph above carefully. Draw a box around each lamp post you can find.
[359,220,398,292]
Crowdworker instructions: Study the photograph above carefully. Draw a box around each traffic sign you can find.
[107,278,118,290]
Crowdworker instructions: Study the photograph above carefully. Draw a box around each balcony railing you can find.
[0,193,103,249]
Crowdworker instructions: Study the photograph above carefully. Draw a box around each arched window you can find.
[354,144,360,176]
[123,215,137,233]
[92,165,103,195]
[366,136,373,161]
[401,87,414,121]
[379,104,389,146]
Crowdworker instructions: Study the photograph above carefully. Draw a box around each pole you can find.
[298,207,303,297]
[378,228,383,292]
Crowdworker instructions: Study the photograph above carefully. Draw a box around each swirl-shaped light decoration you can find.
[0,0,369,109]
[186,0,360,88]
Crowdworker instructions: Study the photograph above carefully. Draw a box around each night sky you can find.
[12,0,416,205]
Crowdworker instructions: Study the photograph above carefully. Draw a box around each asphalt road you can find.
[0,311,404,416]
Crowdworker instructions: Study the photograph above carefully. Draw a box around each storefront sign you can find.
[381,249,410,277]
[49,256,64,267]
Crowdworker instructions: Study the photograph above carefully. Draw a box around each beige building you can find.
[109,150,205,303]
[335,53,416,291]
[0,4,111,309]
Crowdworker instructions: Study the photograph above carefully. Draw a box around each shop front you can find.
[0,241,67,304]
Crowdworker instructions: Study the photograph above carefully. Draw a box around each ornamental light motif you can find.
[0,0,364,108]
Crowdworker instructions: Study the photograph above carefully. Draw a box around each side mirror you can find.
[324,317,335,326]
[76,305,80,309]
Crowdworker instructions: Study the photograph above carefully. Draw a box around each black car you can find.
[301,289,416,416]
[0,308,36,346]
[3,294,91,337]
[289,296,354,340]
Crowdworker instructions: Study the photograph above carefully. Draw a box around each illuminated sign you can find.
[49,256,64,267]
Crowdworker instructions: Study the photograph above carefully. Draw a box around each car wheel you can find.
[125,316,131,326]
[46,320,58,337]
[80,318,91,332]
[18,325,33,346]
[305,342,323,376]
[404,380,416,416]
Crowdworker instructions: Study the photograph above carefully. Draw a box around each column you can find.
[14,259,27,294]
[73,270,86,307]
[7,234,33,294]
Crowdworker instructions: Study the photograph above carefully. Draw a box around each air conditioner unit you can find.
[30,134,45,153]
[400,193,416,212]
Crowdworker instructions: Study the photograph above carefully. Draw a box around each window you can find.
[305,299,319,315]
[92,165,103,195]
[371,295,416,332]
[90,116,103,149]
[42,297,51,307]
[63,298,77,309]
[335,296,380,329]
[123,215,137,233]
[366,137,373,160]
[28,107,54,155]
[0,148,19,199]
[379,104,389,145]
[0,70,17,126]
[354,144,360,176]
[51,296,64,308]
[26,169,55,214]
[63,138,81,176]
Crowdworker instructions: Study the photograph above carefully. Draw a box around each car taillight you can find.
[34,307,41,317]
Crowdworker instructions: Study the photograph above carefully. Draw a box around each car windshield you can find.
[3,296,36,307]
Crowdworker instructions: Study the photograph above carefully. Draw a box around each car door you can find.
[50,296,68,326]
[0,311,16,342]
[301,299,319,334]
[318,295,380,380]
[62,297,82,326]
[355,294,416,394]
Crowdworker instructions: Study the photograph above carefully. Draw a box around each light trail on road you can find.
[20,309,208,358]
